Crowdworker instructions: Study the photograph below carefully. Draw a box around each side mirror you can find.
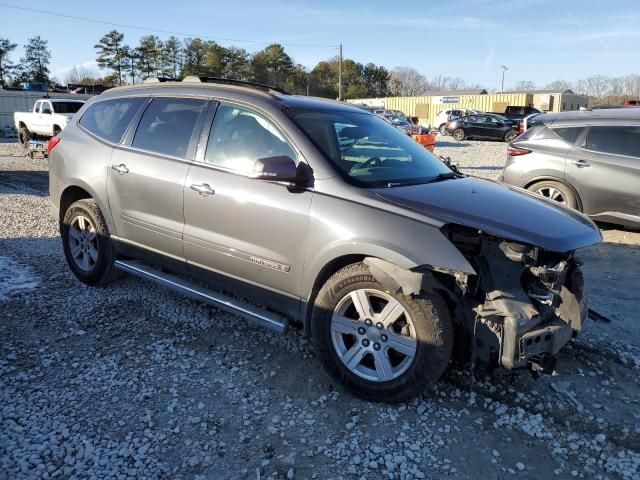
[251,156,310,186]
[42,108,52,115]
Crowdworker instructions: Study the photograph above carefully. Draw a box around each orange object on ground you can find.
[411,133,436,152]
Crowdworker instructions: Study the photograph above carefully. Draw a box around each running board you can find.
[114,260,288,334]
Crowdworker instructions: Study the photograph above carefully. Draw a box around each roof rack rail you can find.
[142,77,179,84]
[182,75,290,95]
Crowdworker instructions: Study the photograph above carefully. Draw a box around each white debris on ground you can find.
[1,141,639,479]
[0,256,39,300]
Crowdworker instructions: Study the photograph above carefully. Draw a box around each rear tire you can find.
[504,130,518,142]
[53,126,62,137]
[19,127,32,148]
[61,199,120,286]
[311,262,454,402]
[439,124,448,135]
[527,180,578,209]
[452,128,465,141]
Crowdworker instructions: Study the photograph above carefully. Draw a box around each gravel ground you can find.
[1,138,639,480]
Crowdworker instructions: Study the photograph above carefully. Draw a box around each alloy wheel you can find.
[68,215,99,271]
[535,186,566,205]
[330,289,417,382]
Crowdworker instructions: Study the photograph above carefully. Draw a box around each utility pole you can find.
[338,43,343,101]
[500,65,508,94]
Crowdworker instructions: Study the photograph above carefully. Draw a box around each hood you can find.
[374,176,602,252]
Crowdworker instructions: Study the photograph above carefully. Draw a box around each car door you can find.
[183,102,313,316]
[106,96,209,259]
[565,125,640,224]
[467,115,489,138]
[39,101,53,136]
[31,100,44,135]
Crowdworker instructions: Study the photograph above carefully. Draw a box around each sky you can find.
[1,0,639,89]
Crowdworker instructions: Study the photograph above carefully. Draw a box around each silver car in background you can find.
[501,109,640,229]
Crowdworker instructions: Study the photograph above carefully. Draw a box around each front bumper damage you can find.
[470,238,587,370]
[436,224,589,372]
[364,225,591,373]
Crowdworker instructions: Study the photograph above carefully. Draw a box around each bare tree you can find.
[545,79,571,91]
[512,80,536,91]
[64,65,102,85]
[388,67,429,96]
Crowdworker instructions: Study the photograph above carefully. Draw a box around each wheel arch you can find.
[58,183,116,235]
[523,176,583,212]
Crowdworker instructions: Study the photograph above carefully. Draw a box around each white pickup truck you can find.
[14,98,85,146]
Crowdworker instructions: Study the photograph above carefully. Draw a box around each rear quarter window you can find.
[79,97,145,144]
[551,127,584,145]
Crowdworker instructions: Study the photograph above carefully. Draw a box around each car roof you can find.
[540,108,640,127]
[49,98,85,102]
[99,81,366,115]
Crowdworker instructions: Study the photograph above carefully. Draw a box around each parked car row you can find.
[500,108,640,229]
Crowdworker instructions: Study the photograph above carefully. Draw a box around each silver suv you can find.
[501,109,640,229]
[49,77,601,401]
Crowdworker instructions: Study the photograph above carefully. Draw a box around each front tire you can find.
[452,128,465,141]
[527,180,578,209]
[439,124,448,135]
[311,263,454,402]
[19,127,32,148]
[61,199,120,286]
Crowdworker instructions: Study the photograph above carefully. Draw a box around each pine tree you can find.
[19,36,51,84]
[161,36,182,78]
[0,37,18,87]
[94,30,125,85]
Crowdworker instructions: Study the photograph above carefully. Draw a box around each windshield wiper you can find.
[424,171,464,184]
[383,172,464,188]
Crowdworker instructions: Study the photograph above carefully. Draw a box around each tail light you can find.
[507,144,531,156]
[47,136,60,154]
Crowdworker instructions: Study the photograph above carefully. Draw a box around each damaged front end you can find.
[441,224,588,372]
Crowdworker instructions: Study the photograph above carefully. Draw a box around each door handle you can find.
[190,183,215,196]
[111,164,129,174]
[573,160,590,168]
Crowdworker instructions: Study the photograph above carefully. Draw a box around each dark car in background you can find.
[446,113,519,142]
[491,105,543,122]
[500,109,640,229]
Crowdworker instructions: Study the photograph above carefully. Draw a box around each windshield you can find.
[287,109,451,187]
[53,102,84,114]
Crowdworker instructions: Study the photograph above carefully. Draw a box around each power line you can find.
[0,3,338,49]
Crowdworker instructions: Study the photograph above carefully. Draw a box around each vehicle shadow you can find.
[0,170,49,196]
[459,165,503,171]
[435,141,471,148]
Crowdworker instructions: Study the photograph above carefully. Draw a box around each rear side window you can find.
[585,126,640,158]
[132,97,207,158]
[80,97,145,144]
[552,127,583,145]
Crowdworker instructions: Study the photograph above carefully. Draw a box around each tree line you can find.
[1,32,639,104]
